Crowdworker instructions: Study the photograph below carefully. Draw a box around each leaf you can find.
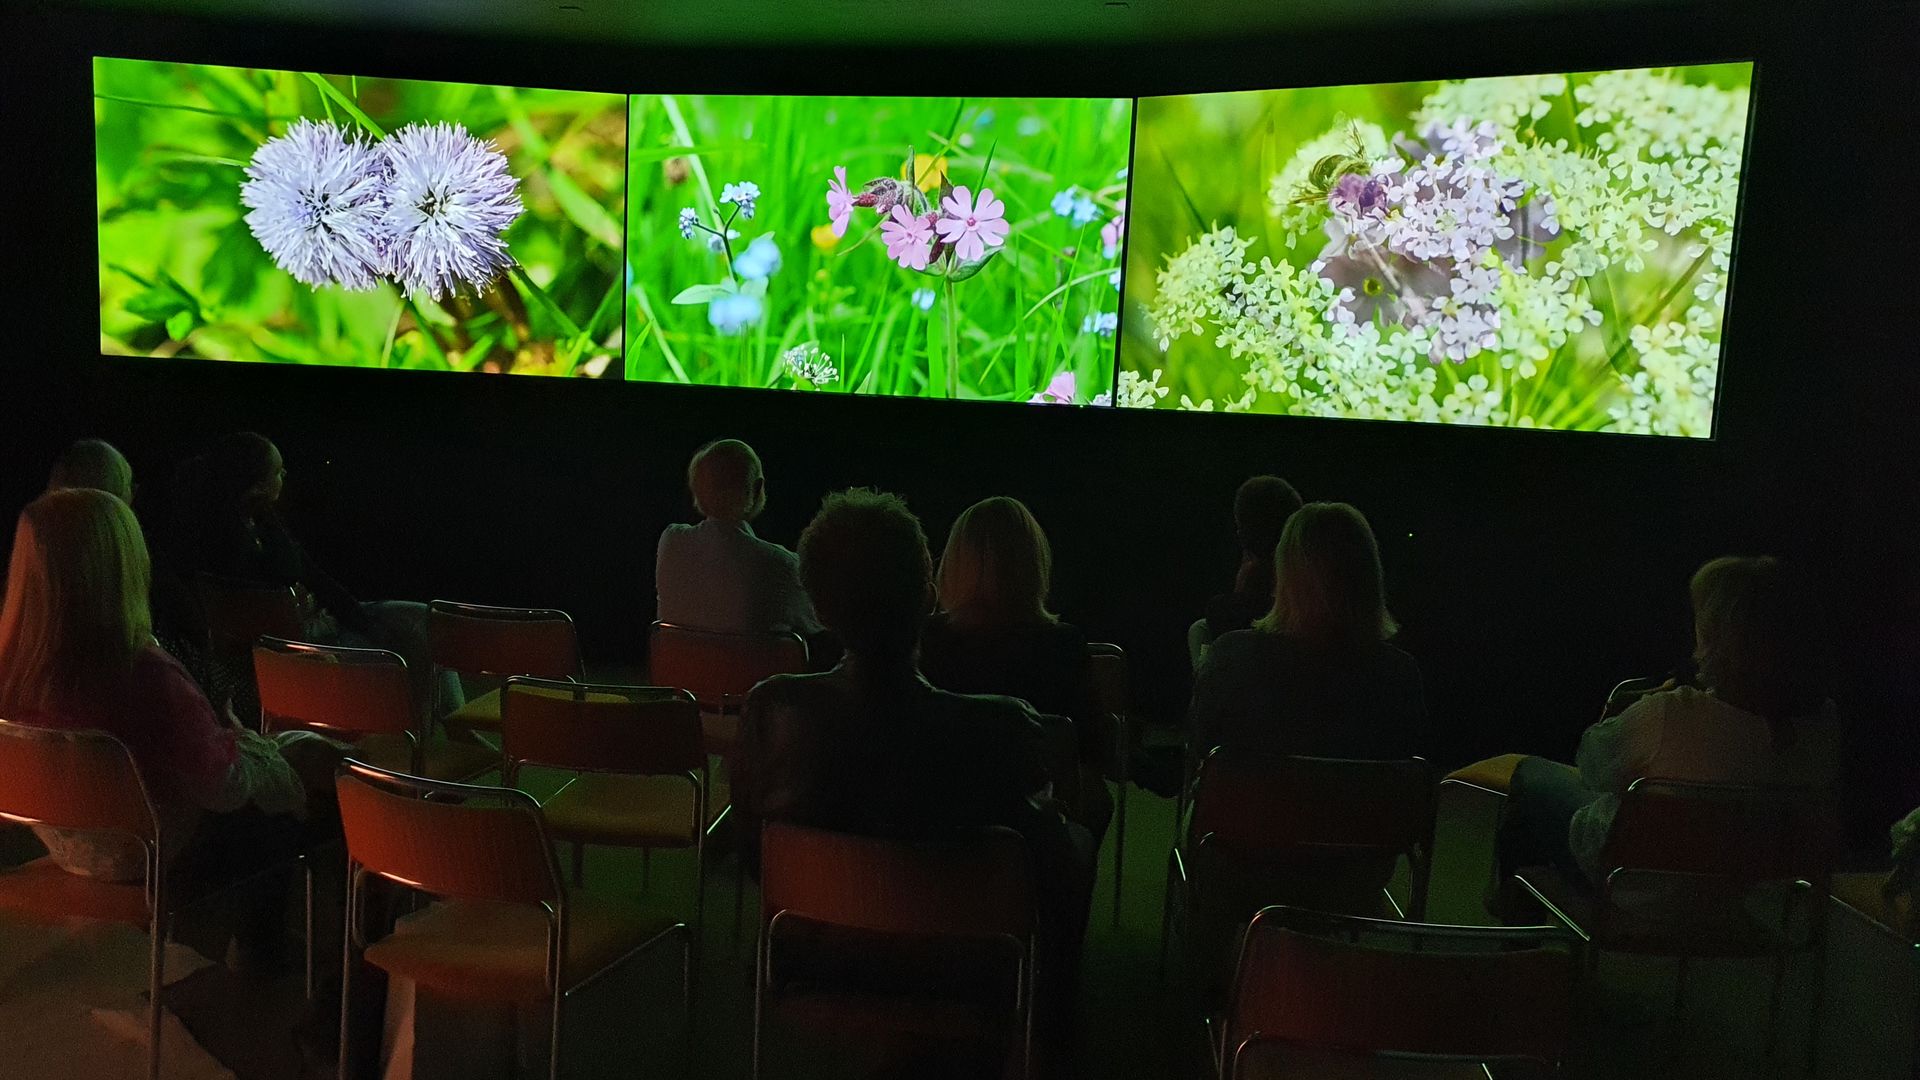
[545,169,622,249]
[507,265,583,338]
[945,248,1000,284]
[301,74,385,138]
[670,283,734,305]
[165,310,197,340]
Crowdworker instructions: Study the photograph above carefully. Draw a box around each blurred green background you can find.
[1123,64,1752,430]
[624,95,1133,401]
[95,57,627,376]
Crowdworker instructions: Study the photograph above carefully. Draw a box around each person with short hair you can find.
[1190,475,1304,667]
[1189,501,1427,762]
[46,438,134,504]
[655,438,820,637]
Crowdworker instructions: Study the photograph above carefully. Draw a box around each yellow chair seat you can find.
[354,734,498,782]
[1832,871,1917,942]
[1442,754,1528,795]
[444,688,505,734]
[540,774,729,847]
[363,892,681,1002]
[0,856,150,928]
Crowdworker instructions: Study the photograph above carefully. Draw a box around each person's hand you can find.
[277,733,348,796]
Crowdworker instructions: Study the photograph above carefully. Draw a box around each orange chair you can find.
[500,678,714,940]
[648,621,808,760]
[1085,642,1132,927]
[428,600,581,736]
[1219,906,1576,1078]
[255,637,495,782]
[335,760,687,1080]
[194,572,303,722]
[0,723,171,1080]
[1163,750,1434,990]
[1512,779,1839,1062]
[753,821,1038,1080]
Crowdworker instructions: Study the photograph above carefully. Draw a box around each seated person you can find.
[738,487,1092,1066]
[1499,555,1841,887]
[1190,501,1426,763]
[165,431,450,713]
[0,490,338,964]
[920,496,1110,841]
[46,437,134,503]
[1191,474,1304,667]
[656,438,821,638]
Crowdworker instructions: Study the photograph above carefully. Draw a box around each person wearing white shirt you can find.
[655,438,821,636]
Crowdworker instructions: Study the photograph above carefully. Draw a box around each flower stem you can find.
[943,278,959,399]
[1599,245,1712,375]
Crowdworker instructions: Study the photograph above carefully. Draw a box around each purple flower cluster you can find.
[241,118,524,299]
[1313,120,1559,362]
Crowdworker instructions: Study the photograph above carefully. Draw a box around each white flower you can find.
[720,180,761,220]
[781,342,837,386]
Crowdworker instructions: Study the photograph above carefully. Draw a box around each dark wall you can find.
[4,3,1916,843]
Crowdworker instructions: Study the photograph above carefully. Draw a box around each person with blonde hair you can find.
[655,438,820,636]
[0,489,324,898]
[1188,501,1426,761]
[1499,555,1841,886]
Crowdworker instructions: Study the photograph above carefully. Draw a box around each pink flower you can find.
[826,166,855,238]
[1028,370,1077,405]
[880,204,934,271]
[935,185,1009,263]
[1100,213,1126,259]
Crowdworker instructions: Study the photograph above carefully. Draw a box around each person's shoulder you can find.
[932,685,1045,732]
[747,669,836,705]
[656,522,698,554]
[1208,628,1271,661]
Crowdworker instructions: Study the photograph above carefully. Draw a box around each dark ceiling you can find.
[55,0,1705,47]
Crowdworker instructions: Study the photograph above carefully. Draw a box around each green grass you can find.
[94,57,627,376]
[624,95,1132,402]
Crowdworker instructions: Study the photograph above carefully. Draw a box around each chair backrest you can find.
[428,600,581,681]
[0,721,159,842]
[1085,641,1127,719]
[1602,778,1839,887]
[335,760,561,905]
[1223,906,1575,1074]
[649,622,807,709]
[195,573,302,654]
[501,677,705,778]
[760,821,1034,940]
[254,637,414,740]
[1189,748,1432,860]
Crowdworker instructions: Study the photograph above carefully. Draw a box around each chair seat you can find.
[362,892,681,1002]
[355,734,498,782]
[540,774,728,847]
[444,688,504,734]
[1441,754,1527,795]
[770,988,1011,1043]
[701,710,740,758]
[0,856,150,928]
[1831,872,1918,943]
[1515,866,1790,957]
[1231,1043,1492,1079]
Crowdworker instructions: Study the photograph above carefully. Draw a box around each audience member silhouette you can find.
[921,496,1111,840]
[656,438,821,639]
[1190,474,1303,667]
[1189,501,1427,762]
[1499,555,1841,884]
[738,487,1093,1073]
[46,437,134,503]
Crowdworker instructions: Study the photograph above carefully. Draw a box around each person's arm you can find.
[1575,693,1664,795]
[259,512,365,631]
[778,548,822,636]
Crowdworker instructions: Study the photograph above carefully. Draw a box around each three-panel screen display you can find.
[94,57,1753,437]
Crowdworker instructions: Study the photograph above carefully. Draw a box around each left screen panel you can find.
[95,57,629,376]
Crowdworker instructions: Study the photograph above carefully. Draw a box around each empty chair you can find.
[1164,749,1434,993]
[194,571,302,722]
[753,821,1038,1080]
[1086,641,1132,926]
[254,636,495,781]
[335,760,688,1080]
[1219,906,1576,1079]
[500,677,714,937]
[1511,779,1839,1061]
[428,600,581,736]
[648,620,808,760]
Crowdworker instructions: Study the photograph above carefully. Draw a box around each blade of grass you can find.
[301,74,384,138]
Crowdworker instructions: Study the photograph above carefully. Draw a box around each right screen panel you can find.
[1122,64,1753,436]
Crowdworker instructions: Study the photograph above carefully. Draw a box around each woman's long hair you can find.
[936,497,1057,628]
[1690,556,1824,744]
[0,489,154,715]
[1254,501,1397,644]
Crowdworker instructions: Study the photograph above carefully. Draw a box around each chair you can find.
[428,600,581,737]
[335,760,687,1080]
[1829,871,1917,1076]
[500,677,713,947]
[1511,779,1839,1062]
[194,572,302,723]
[0,723,169,1080]
[1163,750,1434,991]
[1219,906,1576,1079]
[753,821,1037,1080]
[255,637,495,782]
[647,621,808,760]
[1085,641,1132,927]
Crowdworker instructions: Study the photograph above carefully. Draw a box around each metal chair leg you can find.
[304,862,317,1002]
[148,910,166,1080]
[1112,779,1128,927]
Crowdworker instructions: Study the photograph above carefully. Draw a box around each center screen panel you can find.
[623,95,1133,404]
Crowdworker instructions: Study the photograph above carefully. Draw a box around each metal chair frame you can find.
[1086,641,1132,928]
[427,599,584,727]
